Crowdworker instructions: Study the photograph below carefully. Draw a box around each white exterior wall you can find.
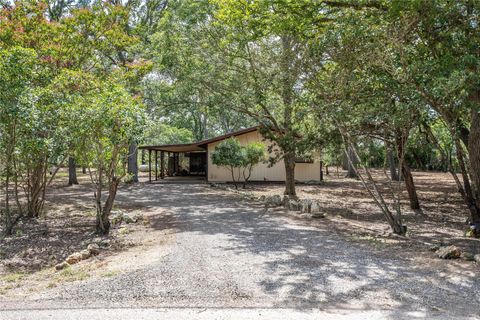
[207,130,321,182]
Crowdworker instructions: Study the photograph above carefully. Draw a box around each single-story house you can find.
[139,126,322,183]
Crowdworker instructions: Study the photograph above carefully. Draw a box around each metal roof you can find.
[139,126,260,152]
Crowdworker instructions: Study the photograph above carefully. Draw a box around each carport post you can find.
[160,151,165,179]
[155,150,158,181]
[320,160,324,182]
[148,149,152,183]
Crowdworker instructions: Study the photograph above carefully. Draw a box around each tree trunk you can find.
[4,153,12,236]
[82,167,87,174]
[402,162,420,210]
[387,147,399,181]
[68,156,78,185]
[342,150,349,170]
[127,143,139,183]
[27,164,45,218]
[284,152,296,196]
[341,135,406,235]
[345,146,358,178]
[279,35,297,197]
[141,149,146,165]
[97,177,120,235]
[395,129,420,211]
[467,94,480,228]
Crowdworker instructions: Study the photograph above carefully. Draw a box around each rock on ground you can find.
[436,245,461,259]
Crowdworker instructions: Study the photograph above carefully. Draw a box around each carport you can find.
[139,143,207,183]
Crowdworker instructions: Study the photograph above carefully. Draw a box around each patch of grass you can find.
[118,227,130,234]
[86,210,97,217]
[56,267,90,283]
[101,271,118,278]
[348,234,387,249]
[0,273,25,283]
[59,268,90,282]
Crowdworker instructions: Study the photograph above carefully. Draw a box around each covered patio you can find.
[139,143,207,183]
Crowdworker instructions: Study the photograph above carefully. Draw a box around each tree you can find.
[211,138,265,189]
[146,0,254,142]
[241,142,265,188]
[0,47,37,234]
[211,138,244,189]
[68,156,79,185]
[61,72,145,235]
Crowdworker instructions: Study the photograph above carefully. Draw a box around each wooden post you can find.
[148,149,152,183]
[175,153,179,173]
[160,151,165,179]
[155,150,158,181]
[167,152,171,176]
[320,160,324,182]
[205,150,208,182]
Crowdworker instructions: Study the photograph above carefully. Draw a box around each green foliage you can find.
[211,138,265,188]
[144,121,194,145]
[242,142,265,170]
[211,138,244,169]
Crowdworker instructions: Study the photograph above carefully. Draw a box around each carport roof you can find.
[139,126,260,153]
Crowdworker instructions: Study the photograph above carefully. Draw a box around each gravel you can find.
[1,184,479,319]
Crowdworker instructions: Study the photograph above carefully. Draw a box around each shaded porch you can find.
[139,143,207,183]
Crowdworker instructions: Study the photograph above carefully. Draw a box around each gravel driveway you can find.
[1,184,479,319]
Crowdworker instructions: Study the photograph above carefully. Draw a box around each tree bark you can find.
[342,150,349,170]
[387,147,399,181]
[127,143,139,183]
[402,162,420,210]
[68,156,78,185]
[395,129,420,211]
[97,177,120,235]
[280,35,297,197]
[284,152,296,196]
[466,92,480,228]
[345,146,358,178]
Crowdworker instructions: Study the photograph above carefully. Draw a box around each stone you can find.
[312,213,325,219]
[98,239,111,248]
[265,195,283,207]
[300,199,312,213]
[131,212,144,223]
[310,202,321,214]
[79,249,91,260]
[139,164,149,172]
[55,261,69,271]
[460,252,474,261]
[284,196,300,211]
[118,227,130,235]
[436,245,461,259]
[87,243,101,256]
[111,212,136,225]
[474,254,480,263]
[288,200,301,212]
[122,214,135,224]
[65,252,83,265]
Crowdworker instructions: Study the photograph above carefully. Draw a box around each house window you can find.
[295,155,314,163]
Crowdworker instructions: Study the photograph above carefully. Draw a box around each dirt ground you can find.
[243,168,480,256]
[0,168,479,303]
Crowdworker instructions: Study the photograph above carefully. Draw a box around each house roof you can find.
[139,126,260,153]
